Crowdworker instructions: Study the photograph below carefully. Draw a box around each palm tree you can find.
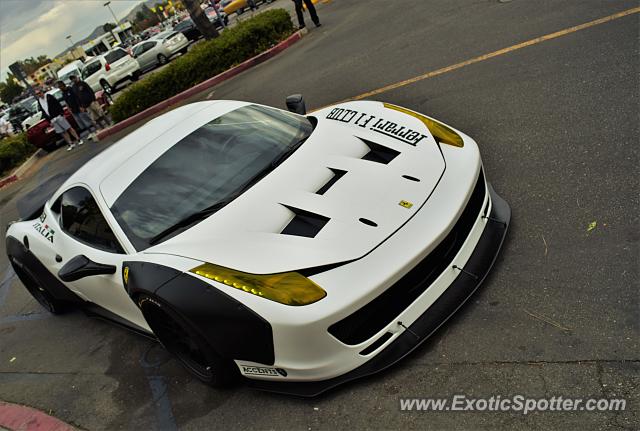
[182,0,219,40]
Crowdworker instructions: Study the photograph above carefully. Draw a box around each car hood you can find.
[146,101,445,274]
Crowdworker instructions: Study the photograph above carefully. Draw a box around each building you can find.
[82,22,135,57]
[55,46,87,65]
[27,62,62,86]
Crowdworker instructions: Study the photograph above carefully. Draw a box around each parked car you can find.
[26,108,79,151]
[81,47,141,95]
[173,19,202,42]
[204,6,229,27]
[132,32,190,72]
[21,89,68,131]
[223,0,274,15]
[7,102,34,133]
[5,97,510,395]
[57,60,85,86]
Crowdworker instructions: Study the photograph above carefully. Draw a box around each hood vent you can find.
[359,137,400,164]
[316,168,347,195]
[281,205,330,238]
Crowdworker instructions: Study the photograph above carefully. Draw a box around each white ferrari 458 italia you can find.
[6,96,510,396]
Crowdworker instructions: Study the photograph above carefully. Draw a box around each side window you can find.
[143,42,155,53]
[59,187,124,254]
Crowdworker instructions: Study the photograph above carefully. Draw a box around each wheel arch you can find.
[6,235,82,303]
[124,261,275,365]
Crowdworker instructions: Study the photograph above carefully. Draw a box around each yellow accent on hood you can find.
[383,103,464,148]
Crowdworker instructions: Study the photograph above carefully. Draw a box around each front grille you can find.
[328,170,486,345]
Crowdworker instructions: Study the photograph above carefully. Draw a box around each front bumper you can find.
[248,183,510,397]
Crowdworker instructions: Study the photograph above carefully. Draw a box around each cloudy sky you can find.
[0,0,143,80]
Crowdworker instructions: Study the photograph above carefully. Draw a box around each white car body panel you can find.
[6,99,509,392]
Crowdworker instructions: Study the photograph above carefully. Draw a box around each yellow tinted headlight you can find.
[190,263,326,306]
[383,103,464,148]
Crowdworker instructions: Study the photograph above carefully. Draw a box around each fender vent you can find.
[359,138,400,164]
[316,168,347,195]
[281,206,330,238]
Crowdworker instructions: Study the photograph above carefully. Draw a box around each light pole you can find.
[65,35,75,48]
[103,1,119,26]
[103,1,121,45]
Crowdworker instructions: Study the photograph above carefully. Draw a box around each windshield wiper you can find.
[148,200,231,246]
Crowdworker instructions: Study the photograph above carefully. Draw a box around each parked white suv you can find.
[82,47,141,94]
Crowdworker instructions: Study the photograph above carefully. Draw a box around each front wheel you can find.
[157,54,168,65]
[137,294,239,387]
[130,70,141,81]
[11,258,69,314]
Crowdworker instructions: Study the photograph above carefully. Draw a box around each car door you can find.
[47,186,150,331]
[138,41,158,70]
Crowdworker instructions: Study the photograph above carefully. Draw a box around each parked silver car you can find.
[131,31,190,72]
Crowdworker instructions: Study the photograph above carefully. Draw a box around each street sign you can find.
[8,62,27,81]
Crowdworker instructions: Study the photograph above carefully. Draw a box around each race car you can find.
[5,98,510,396]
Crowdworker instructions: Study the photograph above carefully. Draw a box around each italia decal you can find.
[325,107,429,146]
[33,212,55,243]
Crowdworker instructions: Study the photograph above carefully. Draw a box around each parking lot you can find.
[0,1,638,430]
[110,0,296,100]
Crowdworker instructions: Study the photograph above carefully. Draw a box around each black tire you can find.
[137,294,239,387]
[100,80,114,95]
[131,70,141,81]
[10,257,69,314]
[157,54,168,65]
[237,7,244,15]
[180,47,188,55]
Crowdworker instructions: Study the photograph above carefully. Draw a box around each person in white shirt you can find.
[35,88,83,151]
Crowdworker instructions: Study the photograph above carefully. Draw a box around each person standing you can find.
[292,0,321,29]
[70,75,110,130]
[35,88,83,151]
[57,81,96,141]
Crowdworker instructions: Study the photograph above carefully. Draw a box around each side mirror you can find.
[58,255,116,282]
[286,94,306,115]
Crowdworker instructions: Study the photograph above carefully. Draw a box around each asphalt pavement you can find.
[0,1,638,430]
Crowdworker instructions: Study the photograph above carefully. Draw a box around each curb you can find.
[0,149,46,190]
[0,401,76,431]
[96,30,304,141]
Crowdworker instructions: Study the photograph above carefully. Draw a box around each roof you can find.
[59,100,248,206]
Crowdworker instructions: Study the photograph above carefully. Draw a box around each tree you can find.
[102,22,117,33]
[182,0,218,40]
[18,56,52,75]
[0,74,25,104]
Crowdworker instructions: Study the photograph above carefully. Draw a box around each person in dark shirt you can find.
[57,80,96,140]
[70,75,110,130]
[35,87,83,151]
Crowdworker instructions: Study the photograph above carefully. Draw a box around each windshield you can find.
[82,61,101,79]
[58,68,80,82]
[111,104,314,250]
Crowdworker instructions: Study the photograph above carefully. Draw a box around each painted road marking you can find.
[337,7,640,103]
